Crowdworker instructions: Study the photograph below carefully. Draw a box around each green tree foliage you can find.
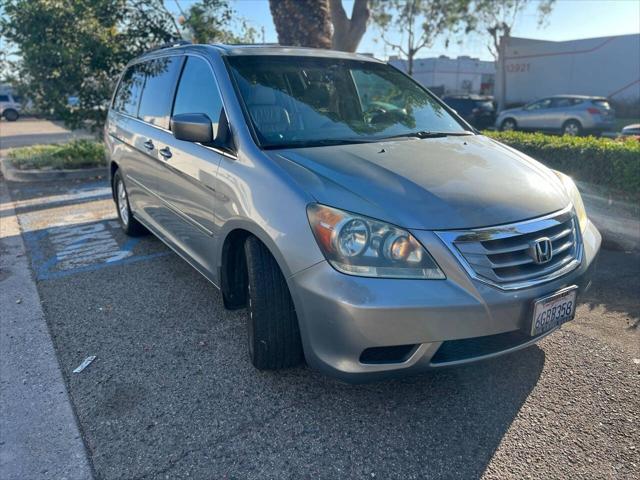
[0,0,252,131]
[370,0,473,75]
[1,0,180,131]
[471,0,555,60]
[176,0,256,44]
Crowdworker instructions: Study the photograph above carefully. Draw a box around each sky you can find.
[171,0,640,61]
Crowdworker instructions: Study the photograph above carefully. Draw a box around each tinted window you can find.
[113,65,145,116]
[525,98,552,111]
[0,95,9,102]
[173,57,223,137]
[227,56,466,148]
[475,101,494,111]
[551,98,574,108]
[592,99,611,110]
[137,57,182,129]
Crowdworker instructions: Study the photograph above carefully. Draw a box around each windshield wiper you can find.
[383,130,474,140]
[262,138,377,150]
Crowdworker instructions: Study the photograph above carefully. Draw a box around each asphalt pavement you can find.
[2,176,639,480]
[0,118,93,156]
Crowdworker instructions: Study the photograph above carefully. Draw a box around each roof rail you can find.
[145,40,191,54]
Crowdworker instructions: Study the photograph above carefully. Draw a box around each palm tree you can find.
[268,0,332,49]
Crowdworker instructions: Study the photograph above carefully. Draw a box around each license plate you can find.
[531,287,578,336]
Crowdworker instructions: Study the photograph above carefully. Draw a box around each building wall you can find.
[389,56,496,96]
[496,34,640,107]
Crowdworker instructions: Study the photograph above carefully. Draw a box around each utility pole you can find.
[498,35,507,112]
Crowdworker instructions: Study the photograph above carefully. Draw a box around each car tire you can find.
[562,120,582,136]
[3,109,19,121]
[112,169,147,236]
[244,236,304,370]
[500,118,517,131]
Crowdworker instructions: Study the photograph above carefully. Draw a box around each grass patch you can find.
[7,140,106,170]
[484,131,640,194]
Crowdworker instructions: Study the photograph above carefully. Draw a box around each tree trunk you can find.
[269,0,332,49]
[329,0,369,52]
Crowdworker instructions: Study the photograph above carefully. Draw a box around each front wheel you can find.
[500,118,517,131]
[244,236,304,370]
[3,109,19,121]
[113,169,147,236]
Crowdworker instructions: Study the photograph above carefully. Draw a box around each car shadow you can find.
[27,233,546,479]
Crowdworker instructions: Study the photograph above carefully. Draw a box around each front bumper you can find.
[288,220,601,382]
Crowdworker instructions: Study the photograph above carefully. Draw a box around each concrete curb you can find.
[0,157,107,182]
[0,179,94,479]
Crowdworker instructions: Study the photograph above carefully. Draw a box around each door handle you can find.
[159,147,172,159]
[143,139,154,150]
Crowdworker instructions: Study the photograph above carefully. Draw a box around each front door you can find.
[519,98,552,130]
[151,56,225,283]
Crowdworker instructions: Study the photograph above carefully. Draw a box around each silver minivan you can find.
[106,44,600,382]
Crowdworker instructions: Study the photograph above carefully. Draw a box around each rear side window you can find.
[592,99,611,110]
[137,57,182,129]
[113,65,145,116]
[0,94,9,102]
[551,98,573,108]
[173,57,224,136]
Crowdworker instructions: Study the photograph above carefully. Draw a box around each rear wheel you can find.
[500,118,517,131]
[113,169,147,236]
[562,120,582,136]
[244,236,303,370]
[3,109,19,121]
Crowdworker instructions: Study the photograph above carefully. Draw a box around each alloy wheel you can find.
[117,179,129,226]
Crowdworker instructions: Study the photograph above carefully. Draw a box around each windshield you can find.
[226,56,469,149]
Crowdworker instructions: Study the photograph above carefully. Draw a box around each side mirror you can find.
[170,113,213,143]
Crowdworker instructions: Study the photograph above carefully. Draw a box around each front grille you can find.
[437,206,582,289]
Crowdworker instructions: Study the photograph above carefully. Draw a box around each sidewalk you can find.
[0,179,93,479]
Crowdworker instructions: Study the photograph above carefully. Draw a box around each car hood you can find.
[267,135,569,230]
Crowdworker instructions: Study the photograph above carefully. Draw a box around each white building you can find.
[495,33,640,108]
[389,55,495,96]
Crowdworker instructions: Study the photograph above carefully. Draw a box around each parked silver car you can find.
[105,44,600,381]
[496,95,615,136]
[0,92,21,121]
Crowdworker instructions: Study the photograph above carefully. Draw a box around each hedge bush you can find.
[483,131,640,194]
[8,139,106,170]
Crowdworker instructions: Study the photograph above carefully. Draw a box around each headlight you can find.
[306,204,445,279]
[554,171,588,233]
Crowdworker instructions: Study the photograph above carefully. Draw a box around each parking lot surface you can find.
[0,118,92,155]
[4,176,640,479]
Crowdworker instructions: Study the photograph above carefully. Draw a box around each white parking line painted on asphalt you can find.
[48,221,132,269]
[0,184,111,214]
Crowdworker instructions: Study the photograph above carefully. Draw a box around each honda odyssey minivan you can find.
[105,43,600,382]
